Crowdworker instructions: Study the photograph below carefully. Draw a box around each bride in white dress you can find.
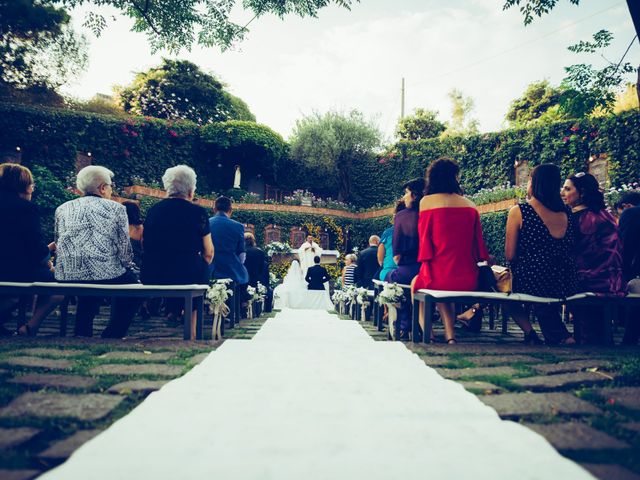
[273,260,334,310]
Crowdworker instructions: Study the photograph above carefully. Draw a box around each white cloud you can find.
[63,0,637,140]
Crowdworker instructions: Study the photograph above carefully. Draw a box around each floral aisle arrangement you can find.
[331,289,348,314]
[268,272,278,289]
[246,282,267,319]
[355,287,370,321]
[206,279,233,341]
[375,283,405,340]
[265,241,292,257]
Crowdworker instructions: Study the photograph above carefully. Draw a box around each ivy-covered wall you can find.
[345,110,640,208]
[0,103,287,195]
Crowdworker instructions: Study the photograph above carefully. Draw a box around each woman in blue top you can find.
[378,201,405,281]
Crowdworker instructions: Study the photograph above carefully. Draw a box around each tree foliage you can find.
[396,108,446,140]
[118,59,255,124]
[443,89,479,136]
[0,0,88,101]
[502,0,581,25]
[506,80,568,126]
[288,110,382,202]
[54,0,358,52]
[560,30,635,117]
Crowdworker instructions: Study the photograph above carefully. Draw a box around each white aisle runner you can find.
[41,309,593,480]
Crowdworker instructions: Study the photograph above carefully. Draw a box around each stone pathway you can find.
[37,310,591,480]
[0,305,267,479]
[0,306,637,479]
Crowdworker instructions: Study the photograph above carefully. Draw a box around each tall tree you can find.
[288,110,382,201]
[560,30,634,117]
[506,80,568,126]
[396,108,446,140]
[118,59,255,123]
[443,89,479,136]
[54,0,358,52]
[0,0,87,103]
[503,0,640,106]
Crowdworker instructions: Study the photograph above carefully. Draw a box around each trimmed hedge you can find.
[0,103,287,194]
[345,110,640,208]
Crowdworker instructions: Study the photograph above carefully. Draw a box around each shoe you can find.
[523,330,543,345]
[446,338,457,345]
[398,330,410,341]
[466,309,483,333]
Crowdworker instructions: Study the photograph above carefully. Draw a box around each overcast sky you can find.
[63,0,638,141]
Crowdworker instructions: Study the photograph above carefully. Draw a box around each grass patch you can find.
[459,374,524,392]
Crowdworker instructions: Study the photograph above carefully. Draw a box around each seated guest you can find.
[341,254,357,287]
[378,201,405,282]
[306,256,330,290]
[562,172,623,344]
[55,166,138,338]
[388,177,425,340]
[618,191,640,345]
[123,200,144,272]
[412,158,489,344]
[0,163,62,336]
[506,164,576,345]
[356,235,380,289]
[244,232,268,288]
[615,191,640,218]
[141,166,214,338]
[209,196,249,319]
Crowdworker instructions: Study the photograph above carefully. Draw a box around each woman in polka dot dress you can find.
[505,164,577,345]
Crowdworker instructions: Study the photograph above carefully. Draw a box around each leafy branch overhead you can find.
[502,0,581,25]
[53,0,359,52]
[561,30,635,117]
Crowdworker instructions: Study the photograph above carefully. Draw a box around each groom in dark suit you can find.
[305,256,330,290]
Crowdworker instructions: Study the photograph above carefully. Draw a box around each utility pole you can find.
[400,77,405,120]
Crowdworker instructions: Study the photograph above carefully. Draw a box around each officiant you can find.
[298,235,322,276]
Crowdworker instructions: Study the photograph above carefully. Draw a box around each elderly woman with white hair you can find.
[55,165,139,338]
[141,165,214,338]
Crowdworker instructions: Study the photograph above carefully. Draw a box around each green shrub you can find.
[31,165,78,240]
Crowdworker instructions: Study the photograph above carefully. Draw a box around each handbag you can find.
[477,264,497,292]
[491,265,512,293]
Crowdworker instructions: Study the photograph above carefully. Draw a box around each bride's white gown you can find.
[273,261,334,310]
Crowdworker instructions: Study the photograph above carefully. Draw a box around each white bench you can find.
[0,282,210,340]
[412,289,640,345]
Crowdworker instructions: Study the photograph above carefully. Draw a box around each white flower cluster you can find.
[206,279,233,313]
[355,287,370,305]
[376,283,405,306]
[248,282,268,302]
[331,290,348,304]
[268,272,278,289]
[605,182,640,208]
[265,241,292,257]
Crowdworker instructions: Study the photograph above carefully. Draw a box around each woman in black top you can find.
[141,165,214,339]
[0,163,62,335]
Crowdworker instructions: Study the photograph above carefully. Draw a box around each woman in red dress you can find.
[412,158,489,344]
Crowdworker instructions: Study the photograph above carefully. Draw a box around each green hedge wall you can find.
[0,103,287,194]
[346,110,640,208]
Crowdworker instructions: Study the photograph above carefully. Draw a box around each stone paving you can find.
[0,306,638,479]
[0,305,267,479]
[360,316,640,480]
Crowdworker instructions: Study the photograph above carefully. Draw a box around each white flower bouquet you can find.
[265,241,292,257]
[206,279,233,340]
[375,283,405,340]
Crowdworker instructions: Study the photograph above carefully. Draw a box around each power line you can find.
[408,1,626,88]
